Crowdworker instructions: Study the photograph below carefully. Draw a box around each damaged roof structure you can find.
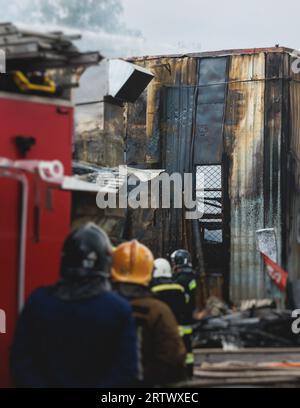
[0,22,101,71]
[75,46,300,306]
[0,22,102,100]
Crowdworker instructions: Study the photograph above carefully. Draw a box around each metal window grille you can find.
[196,165,223,244]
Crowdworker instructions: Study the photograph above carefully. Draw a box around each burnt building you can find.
[76,47,300,305]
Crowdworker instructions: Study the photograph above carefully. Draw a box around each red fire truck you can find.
[0,23,101,387]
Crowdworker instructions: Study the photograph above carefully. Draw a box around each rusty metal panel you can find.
[125,57,197,166]
[224,53,266,302]
[124,50,294,303]
[288,52,300,280]
[146,57,197,165]
[263,53,289,301]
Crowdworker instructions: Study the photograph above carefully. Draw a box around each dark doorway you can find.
[196,162,230,300]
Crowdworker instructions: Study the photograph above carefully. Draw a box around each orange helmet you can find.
[112,240,154,286]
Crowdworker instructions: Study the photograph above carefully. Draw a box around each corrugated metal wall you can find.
[160,86,196,253]
[126,57,197,166]
[223,52,288,303]
[224,53,266,301]
[288,53,300,280]
[264,53,289,301]
[124,49,297,303]
[125,57,198,255]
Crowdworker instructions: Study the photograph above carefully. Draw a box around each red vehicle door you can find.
[0,93,73,387]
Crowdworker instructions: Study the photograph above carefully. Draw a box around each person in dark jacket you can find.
[151,258,186,325]
[10,223,137,388]
[112,241,187,387]
[171,249,197,378]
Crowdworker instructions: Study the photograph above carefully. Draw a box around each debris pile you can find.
[193,299,300,348]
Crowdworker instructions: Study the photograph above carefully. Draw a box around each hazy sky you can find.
[121,0,300,55]
[1,0,300,57]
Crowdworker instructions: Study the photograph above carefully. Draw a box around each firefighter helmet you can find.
[153,258,172,279]
[60,223,113,280]
[170,249,192,269]
[112,240,154,286]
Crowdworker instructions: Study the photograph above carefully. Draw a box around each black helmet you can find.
[170,249,192,269]
[60,223,113,280]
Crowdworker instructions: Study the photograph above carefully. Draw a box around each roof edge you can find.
[126,46,295,62]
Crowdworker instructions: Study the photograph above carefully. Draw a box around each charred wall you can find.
[124,49,296,303]
[288,53,300,281]
[75,48,300,303]
[75,101,125,167]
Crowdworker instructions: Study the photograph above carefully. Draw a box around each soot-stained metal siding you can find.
[288,53,300,281]
[224,53,267,301]
[125,57,197,166]
[124,57,198,256]
[264,52,289,300]
[121,48,300,303]
[160,86,196,253]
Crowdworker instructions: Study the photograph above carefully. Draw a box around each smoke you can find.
[1,0,125,31]
[0,0,143,57]
[0,0,189,58]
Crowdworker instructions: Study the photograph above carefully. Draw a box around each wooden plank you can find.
[195,348,300,354]
[194,369,300,378]
[199,363,300,372]
[178,376,300,388]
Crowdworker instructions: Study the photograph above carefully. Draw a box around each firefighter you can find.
[171,249,197,378]
[151,258,186,325]
[112,241,187,386]
[10,223,137,388]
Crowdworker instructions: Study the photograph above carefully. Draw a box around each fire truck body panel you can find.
[0,94,73,386]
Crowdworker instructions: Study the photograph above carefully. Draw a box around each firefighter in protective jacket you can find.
[171,249,197,378]
[151,258,185,325]
[10,223,137,388]
[112,241,187,386]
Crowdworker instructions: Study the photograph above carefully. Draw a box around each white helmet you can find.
[153,258,172,279]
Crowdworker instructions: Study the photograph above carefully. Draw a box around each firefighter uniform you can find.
[115,284,187,386]
[10,224,138,388]
[151,258,186,325]
[175,268,197,377]
[151,279,186,324]
[112,243,187,386]
[171,250,197,378]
